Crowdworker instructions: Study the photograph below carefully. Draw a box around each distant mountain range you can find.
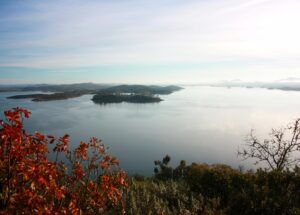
[0,83,111,93]
[210,79,300,91]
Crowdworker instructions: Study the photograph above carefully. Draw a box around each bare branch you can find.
[238,119,300,171]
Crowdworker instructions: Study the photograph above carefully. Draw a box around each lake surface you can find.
[1,86,300,175]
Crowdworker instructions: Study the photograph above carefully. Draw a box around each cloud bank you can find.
[0,0,299,83]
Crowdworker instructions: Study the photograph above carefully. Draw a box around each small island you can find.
[7,92,86,102]
[91,84,183,104]
[91,93,162,104]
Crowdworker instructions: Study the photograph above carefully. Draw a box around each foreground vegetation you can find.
[124,156,300,215]
[0,107,299,214]
[0,108,127,214]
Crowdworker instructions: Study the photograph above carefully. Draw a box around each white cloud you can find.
[0,0,300,81]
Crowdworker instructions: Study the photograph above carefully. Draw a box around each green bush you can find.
[186,163,300,215]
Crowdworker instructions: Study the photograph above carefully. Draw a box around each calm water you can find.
[1,86,300,175]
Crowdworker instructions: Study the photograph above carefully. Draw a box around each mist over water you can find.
[1,86,300,175]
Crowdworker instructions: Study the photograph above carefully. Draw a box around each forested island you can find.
[4,83,183,103]
[91,84,182,104]
[7,92,87,102]
[92,93,162,104]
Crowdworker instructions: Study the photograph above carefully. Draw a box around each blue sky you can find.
[0,0,300,84]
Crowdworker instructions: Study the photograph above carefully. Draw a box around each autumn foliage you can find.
[0,107,127,214]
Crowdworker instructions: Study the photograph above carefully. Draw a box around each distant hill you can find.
[17,83,111,92]
[99,85,183,95]
[0,83,112,93]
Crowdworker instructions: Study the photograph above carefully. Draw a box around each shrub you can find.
[186,163,300,215]
[186,163,246,205]
[0,107,127,214]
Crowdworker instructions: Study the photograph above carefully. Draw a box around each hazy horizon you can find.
[1,77,300,87]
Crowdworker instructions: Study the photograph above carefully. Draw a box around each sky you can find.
[0,0,300,84]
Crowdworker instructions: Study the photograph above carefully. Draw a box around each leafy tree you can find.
[154,155,190,181]
[154,155,173,180]
[238,119,300,171]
